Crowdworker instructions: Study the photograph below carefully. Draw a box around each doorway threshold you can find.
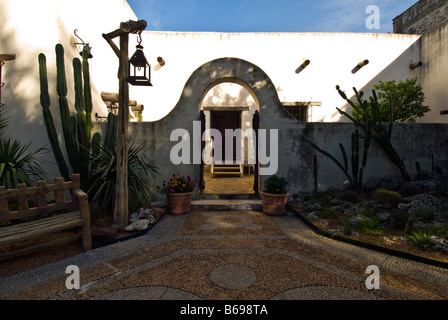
[199,193,260,200]
[191,198,262,211]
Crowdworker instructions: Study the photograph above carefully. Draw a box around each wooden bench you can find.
[0,174,91,261]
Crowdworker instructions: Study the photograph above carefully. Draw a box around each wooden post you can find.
[115,33,130,228]
[103,20,147,229]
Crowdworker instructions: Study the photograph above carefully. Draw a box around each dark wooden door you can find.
[210,111,241,163]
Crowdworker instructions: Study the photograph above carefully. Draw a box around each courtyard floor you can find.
[1,207,447,303]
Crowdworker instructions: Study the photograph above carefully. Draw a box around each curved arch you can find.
[166,57,296,123]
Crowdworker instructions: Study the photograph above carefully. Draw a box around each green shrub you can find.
[373,189,402,207]
[263,175,288,194]
[413,207,438,221]
[358,217,384,236]
[317,207,342,219]
[389,209,410,230]
[312,190,333,205]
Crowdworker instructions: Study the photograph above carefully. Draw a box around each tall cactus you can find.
[38,44,99,190]
[38,52,70,182]
[302,93,371,193]
[335,86,410,182]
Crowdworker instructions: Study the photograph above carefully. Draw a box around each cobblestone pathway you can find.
[1,209,448,301]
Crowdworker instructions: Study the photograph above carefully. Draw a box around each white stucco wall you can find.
[1,0,446,185]
[129,31,421,122]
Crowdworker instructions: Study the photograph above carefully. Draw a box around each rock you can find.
[151,201,167,207]
[399,194,445,213]
[129,207,157,224]
[377,212,390,221]
[427,236,448,253]
[329,199,344,206]
[349,214,371,227]
[343,206,359,216]
[308,212,319,219]
[307,203,321,210]
[125,218,151,231]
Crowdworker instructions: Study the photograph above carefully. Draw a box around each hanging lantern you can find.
[127,32,152,86]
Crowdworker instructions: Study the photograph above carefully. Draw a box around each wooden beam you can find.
[101,92,137,106]
[0,54,16,62]
[102,34,120,59]
[105,20,147,40]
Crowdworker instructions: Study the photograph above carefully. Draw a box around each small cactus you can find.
[373,189,402,207]
[398,183,423,198]
[342,188,358,203]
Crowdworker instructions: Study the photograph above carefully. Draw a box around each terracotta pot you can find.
[167,192,193,215]
[261,191,289,216]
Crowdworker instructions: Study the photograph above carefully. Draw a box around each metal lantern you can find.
[127,33,152,86]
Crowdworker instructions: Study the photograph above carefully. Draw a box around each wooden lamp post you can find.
[102,20,148,229]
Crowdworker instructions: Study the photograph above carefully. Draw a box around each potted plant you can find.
[261,174,289,215]
[157,174,196,215]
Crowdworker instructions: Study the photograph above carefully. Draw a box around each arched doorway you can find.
[200,83,258,195]
[145,57,291,200]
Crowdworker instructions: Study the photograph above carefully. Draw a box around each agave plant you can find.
[87,137,158,214]
[0,138,48,189]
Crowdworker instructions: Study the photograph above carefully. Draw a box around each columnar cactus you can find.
[336,86,410,182]
[38,44,102,190]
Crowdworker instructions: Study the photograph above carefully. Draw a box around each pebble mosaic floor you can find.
[1,209,448,300]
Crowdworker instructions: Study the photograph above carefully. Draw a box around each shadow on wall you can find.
[0,2,57,176]
[0,2,106,180]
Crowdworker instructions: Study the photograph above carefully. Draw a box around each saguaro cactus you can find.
[38,44,99,190]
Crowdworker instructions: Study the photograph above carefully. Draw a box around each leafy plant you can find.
[0,138,48,189]
[407,229,431,249]
[263,174,288,194]
[88,137,158,214]
[358,216,384,236]
[157,174,196,195]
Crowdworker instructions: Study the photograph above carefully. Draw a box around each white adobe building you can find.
[0,0,447,194]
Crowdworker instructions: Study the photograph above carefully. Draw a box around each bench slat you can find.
[0,212,83,245]
[0,211,82,237]
[1,201,75,226]
[0,232,82,262]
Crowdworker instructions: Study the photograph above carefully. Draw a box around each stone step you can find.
[191,199,262,211]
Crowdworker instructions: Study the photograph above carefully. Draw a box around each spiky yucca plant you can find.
[0,138,48,189]
[87,138,158,214]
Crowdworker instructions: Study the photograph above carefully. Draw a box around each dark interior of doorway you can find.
[202,110,258,198]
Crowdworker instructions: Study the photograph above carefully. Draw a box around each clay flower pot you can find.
[261,191,289,216]
[167,192,193,215]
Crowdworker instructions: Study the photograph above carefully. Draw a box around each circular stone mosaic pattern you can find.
[210,264,257,289]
